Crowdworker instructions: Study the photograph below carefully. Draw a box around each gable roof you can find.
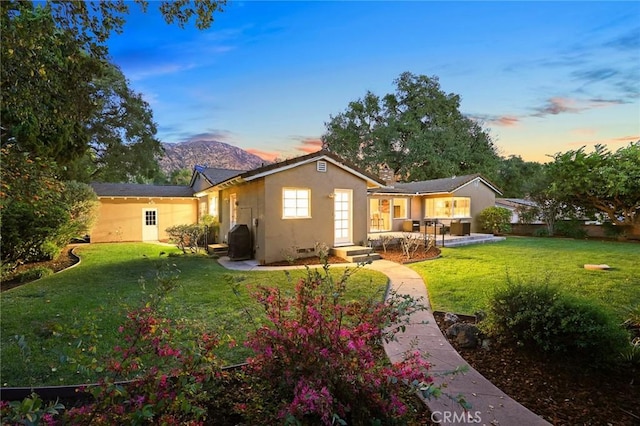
[204,150,386,190]
[190,167,248,188]
[370,174,502,196]
[90,182,194,198]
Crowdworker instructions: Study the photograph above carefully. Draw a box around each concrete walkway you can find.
[218,257,550,426]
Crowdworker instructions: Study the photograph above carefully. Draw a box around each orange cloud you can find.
[245,148,280,162]
[567,134,639,147]
[296,138,323,154]
[492,115,520,127]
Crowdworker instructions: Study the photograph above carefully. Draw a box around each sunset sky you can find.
[107,1,639,163]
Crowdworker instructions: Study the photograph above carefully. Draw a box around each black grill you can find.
[228,224,252,260]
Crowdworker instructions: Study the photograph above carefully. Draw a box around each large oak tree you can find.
[322,72,501,181]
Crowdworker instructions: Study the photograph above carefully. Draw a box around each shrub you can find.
[532,227,550,237]
[18,266,53,282]
[554,219,587,239]
[484,280,629,365]
[166,223,206,253]
[62,263,228,425]
[241,264,444,425]
[478,206,512,235]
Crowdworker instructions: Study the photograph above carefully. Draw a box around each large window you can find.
[425,197,470,218]
[283,188,311,218]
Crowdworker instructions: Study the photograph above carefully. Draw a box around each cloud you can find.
[531,97,624,117]
[567,134,639,147]
[604,27,640,51]
[245,149,280,162]
[472,114,520,128]
[532,97,580,116]
[183,131,234,143]
[128,62,198,81]
[294,138,323,154]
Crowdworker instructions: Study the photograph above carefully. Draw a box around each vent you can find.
[317,161,327,172]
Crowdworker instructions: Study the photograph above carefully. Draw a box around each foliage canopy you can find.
[548,142,640,235]
[322,72,501,181]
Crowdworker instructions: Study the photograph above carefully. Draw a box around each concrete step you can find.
[208,243,228,255]
[346,253,382,263]
[330,245,380,262]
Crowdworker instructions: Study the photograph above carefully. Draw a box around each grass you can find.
[0,243,388,387]
[410,237,640,320]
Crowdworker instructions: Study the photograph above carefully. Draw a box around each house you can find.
[368,174,502,235]
[495,198,541,224]
[190,150,385,264]
[90,150,385,264]
[89,183,198,242]
[89,152,500,263]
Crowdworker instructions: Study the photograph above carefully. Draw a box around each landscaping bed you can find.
[434,311,640,425]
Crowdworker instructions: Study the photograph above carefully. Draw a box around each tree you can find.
[495,155,546,198]
[547,143,640,237]
[66,64,164,183]
[322,72,501,181]
[1,0,225,171]
[0,147,97,264]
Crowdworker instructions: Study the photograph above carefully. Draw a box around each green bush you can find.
[554,220,587,239]
[478,206,512,234]
[166,223,206,253]
[18,267,54,282]
[532,227,550,237]
[484,280,629,365]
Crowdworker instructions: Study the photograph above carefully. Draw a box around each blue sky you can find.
[107,1,640,163]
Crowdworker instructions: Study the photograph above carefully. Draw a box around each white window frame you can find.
[282,188,311,219]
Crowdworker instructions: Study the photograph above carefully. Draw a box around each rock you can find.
[584,264,611,270]
[444,312,459,326]
[446,323,481,348]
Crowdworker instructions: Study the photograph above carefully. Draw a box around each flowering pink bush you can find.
[242,265,436,424]
[62,303,227,425]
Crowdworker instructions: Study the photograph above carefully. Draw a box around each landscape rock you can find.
[446,323,481,348]
[443,312,459,326]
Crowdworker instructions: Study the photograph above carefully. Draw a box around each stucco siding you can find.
[453,182,496,232]
[91,198,197,242]
[258,161,368,264]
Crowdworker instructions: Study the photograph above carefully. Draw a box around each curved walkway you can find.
[218,257,550,426]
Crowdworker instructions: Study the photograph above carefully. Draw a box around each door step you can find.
[208,243,228,256]
[330,246,381,263]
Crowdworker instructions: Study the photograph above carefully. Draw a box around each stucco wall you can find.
[219,160,369,264]
[453,181,497,232]
[91,198,198,243]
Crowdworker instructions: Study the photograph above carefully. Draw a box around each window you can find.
[392,198,408,219]
[283,188,311,218]
[209,195,219,218]
[145,210,157,226]
[230,193,237,227]
[425,197,470,218]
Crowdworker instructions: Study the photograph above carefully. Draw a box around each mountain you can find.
[159,140,268,174]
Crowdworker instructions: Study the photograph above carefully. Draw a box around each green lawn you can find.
[410,237,640,319]
[0,243,388,387]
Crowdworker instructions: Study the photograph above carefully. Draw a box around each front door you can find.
[334,189,352,246]
[142,208,159,241]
